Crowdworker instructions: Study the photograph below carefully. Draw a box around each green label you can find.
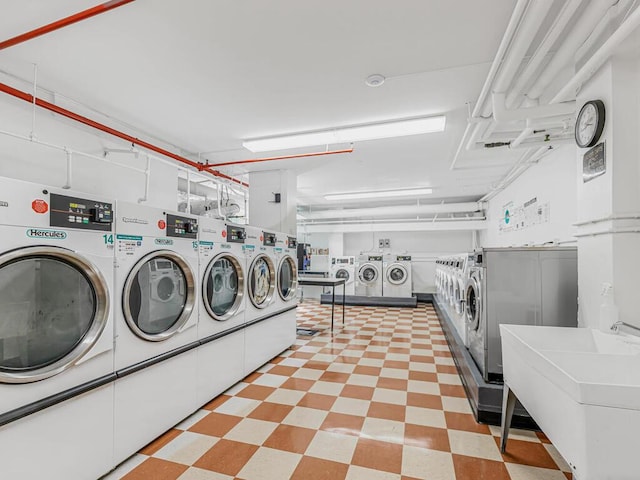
[26,228,67,240]
[116,234,143,241]
[199,241,214,246]
[103,234,114,245]
[274,247,283,253]
[155,238,174,245]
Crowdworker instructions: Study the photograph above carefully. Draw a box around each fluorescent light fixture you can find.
[324,188,433,201]
[243,116,446,152]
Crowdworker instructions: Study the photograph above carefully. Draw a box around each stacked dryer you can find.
[0,177,115,480]
[113,202,199,466]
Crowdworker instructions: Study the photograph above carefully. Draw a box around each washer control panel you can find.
[263,232,277,246]
[368,255,383,261]
[166,214,198,239]
[49,193,113,231]
[227,225,246,243]
[287,237,297,249]
[397,255,411,261]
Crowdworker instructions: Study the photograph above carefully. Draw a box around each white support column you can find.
[248,169,297,235]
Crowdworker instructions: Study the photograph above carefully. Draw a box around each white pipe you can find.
[449,121,474,170]
[506,0,583,108]
[299,220,488,234]
[574,214,640,227]
[186,170,191,214]
[138,155,151,203]
[217,184,226,221]
[527,0,618,100]
[510,127,534,149]
[465,121,491,151]
[301,202,481,221]
[491,92,575,123]
[575,228,640,238]
[551,4,640,103]
[63,148,72,189]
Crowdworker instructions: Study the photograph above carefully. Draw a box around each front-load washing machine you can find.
[0,177,115,480]
[113,202,199,466]
[355,254,383,297]
[330,256,356,295]
[196,217,246,406]
[274,233,299,313]
[244,228,295,374]
[383,254,413,297]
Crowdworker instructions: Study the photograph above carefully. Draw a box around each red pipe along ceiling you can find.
[0,0,136,51]
[0,82,249,187]
[202,148,354,171]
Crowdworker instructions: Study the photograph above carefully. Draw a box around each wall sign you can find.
[583,142,606,183]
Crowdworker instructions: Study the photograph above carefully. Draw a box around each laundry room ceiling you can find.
[0,0,521,208]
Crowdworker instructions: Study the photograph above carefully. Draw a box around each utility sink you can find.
[500,325,640,480]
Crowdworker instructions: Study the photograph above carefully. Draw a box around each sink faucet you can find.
[611,321,640,334]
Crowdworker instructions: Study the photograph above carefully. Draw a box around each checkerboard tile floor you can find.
[105,301,572,480]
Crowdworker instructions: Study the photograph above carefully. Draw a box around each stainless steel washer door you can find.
[248,254,276,308]
[465,275,481,331]
[203,253,244,321]
[358,263,379,284]
[278,255,297,301]
[0,246,109,383]
[386,264,407,285]
[123,250,195,341]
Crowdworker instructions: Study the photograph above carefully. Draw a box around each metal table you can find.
[298,277,346,330]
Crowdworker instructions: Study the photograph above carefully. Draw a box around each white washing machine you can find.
[330,256,356,295]
[355,254,383,297]
[244,228,296,374]
[196,217,246,407]
[113,202,199,466]
[383,254,413,297]
[0,177,115,480]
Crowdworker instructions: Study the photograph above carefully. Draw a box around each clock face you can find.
[575,100,605,148]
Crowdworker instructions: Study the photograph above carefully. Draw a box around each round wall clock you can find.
[575,100,605,148]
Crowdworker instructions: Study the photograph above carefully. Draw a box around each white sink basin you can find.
[500,325,640,480]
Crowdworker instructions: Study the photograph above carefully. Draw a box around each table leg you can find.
[500,383,517,453]
[342,282,346,325]
[331,285,335,331]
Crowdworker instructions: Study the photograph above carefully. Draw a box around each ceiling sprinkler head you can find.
[365,74,385,87]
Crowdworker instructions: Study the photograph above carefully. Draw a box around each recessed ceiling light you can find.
[365,74,386,87]
[324,188,433,201]
[243,115,446,152]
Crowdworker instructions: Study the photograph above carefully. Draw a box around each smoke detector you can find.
[365,74,385,87]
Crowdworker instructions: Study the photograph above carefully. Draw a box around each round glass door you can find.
[386,264,407,285]
[203,253,244,321]
[248,254,275,308]
[465,277,481,331]
[124,250,195,341]
[0,246,109,383]
[358,264,378,284]
[278,256,297,301]
[335,268,350,281]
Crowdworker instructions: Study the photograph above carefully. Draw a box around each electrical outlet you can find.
[378,239,385,248]
[384,239,390,248]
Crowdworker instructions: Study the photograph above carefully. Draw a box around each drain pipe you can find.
[138,154,151,203]
[186,170,192,214]
[63,148,72,189]
[551,4,640,103]
[217,185,226,221]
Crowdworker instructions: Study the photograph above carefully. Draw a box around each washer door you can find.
[278,255,298,301]
[358,263,379,284]
[248,254,276,308]
[0,246,109,383]
[203,253,244,321]
[124,250,195,341]
[465,275,481,331]
[386,264,407,285]
[335,268,350,282]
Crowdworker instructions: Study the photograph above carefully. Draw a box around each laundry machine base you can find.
[114,351,198,466]
[244,308,296,376]
[196,330,245,407]
[0,384,114,480]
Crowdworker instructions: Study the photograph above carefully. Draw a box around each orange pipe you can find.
[203,148,354,170]
[0,82,248,187]
[0,0,136,50]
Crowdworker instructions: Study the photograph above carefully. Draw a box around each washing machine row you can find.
[353,253,413,298]
[435,254,469,344]
[0,176,298,480]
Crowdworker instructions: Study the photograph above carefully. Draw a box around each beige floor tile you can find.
[345,465,401,480]
[279,357,307,367]
[441,396,472,414]
[341,349,366,358]
[309,380,345,396]
[291,368,324,380]
[236,447,301,480]
[448,430,503,461]
[327,362,356,374]
[312,353,338,363]
[213,397,261,417]
[264,388,306,405]
[434,356,456,366]
[331,397,371,417]
[346,374,379,387]
[361,417,405,444]
[305,430,358,464]
[224,418,279,445]
[358,358,386,367]
[282,406,329,429]
[407,379,440,395]
[437,373,462,385]
[385,353,410,362]
[366,345,388,353]
[505,463,569,480]
[408,362,437,373]
[405,406,447,429]
[372,388,407,406]
[401,445,455,479]
[432,344,451,351]
[379,368,409,380]
[155,432,219,465]
[251,373,289,388]
[177,467,233,480]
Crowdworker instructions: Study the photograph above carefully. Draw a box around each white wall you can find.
[479,144,577,248]
[248,170,296,235]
